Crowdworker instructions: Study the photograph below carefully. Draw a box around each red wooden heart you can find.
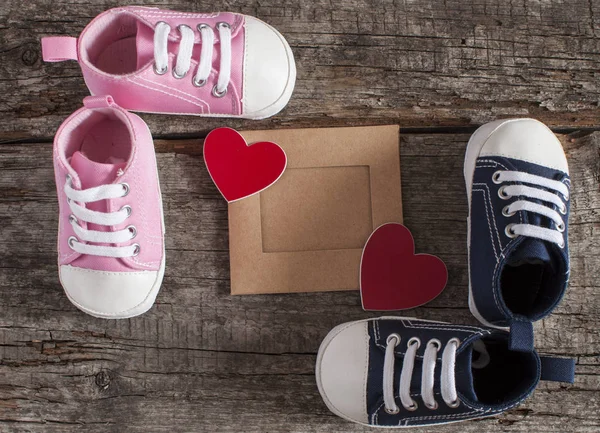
[204,127,287,202]
[360,223,448,311]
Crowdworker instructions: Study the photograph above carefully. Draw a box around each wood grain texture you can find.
[4,0,600,140]
[2,0,600,431]
[0,131,598,432]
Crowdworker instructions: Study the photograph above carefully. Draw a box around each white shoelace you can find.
[65,175,139,258]
[153,21,232,96]
[383,335,460,414]
[493,170,569,248]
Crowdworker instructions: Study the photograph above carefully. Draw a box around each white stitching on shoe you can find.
[137,11,221,19]
[473,183,503,251]
[401,408,490,425]
[472,187,499,259]
[477,159,509,170]
[374,321,491,358]
[137,74,211,108]
[130,77,208,111]
[406,322,489,333]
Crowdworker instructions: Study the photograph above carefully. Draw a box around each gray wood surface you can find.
[1,0,599,432]
[5,0,600,140]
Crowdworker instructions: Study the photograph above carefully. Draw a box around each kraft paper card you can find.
[228,125,402,295]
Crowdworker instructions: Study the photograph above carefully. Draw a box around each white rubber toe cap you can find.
[59,265,162,319]
[242,16,296,119]
[316,321,370,425]
[480,118,569,173]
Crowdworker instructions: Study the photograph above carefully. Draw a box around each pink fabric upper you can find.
[54,95,164,273]
[44,7,246,116]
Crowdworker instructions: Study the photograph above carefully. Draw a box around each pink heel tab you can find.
[41,37,78,62]
[83,95,119,109]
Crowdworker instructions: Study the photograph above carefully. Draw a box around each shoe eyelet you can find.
[127,225,137,239]
[193,77,207,87]
[448,337,461,347]
[154,63,168,75]
[68,236,78,249]
[178,24,193,33]
[122,205,132,218]
[492,170,503,184]
[68,214,78,225]
[407,337,421,349]
[216,22,231,30]
[173,68,187,79]
[132,244,141,256]
[427,338,442,350]
[405,401,418,411]
[212,84,227,98]
[498,185,510,200]
[66,174,73,184]
[447,399,460,408]
[559,203,567,215]
[197,23,210,31]
[386,333,401,346]
[121,183,130,197]
[385,405,400,415]
[505,223,518,238]
[502,205,516,217]
[425,401,438,410]
[557,221,565,233]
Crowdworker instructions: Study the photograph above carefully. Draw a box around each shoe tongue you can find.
[506,238,552,267]
[69,151,127,236]
[454,342,478,402]
[136,21,156,70]
[70,151,126,189]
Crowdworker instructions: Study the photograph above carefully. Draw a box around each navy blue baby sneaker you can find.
[464,119,570,352]
[316,317,575,428]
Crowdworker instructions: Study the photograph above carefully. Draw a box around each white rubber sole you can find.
[316,317,418,429]
[315,316,498,428]
[242,20,297,120]
[463,120,518,330]
[63,255,166,319]
[315,322,360,425]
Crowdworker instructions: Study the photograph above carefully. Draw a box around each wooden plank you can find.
[0,131,598,432]
[4,0,600,140]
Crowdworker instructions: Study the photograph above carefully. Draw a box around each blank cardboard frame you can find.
[228,125,403,295]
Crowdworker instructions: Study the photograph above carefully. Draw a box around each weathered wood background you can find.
[1,0,599,432]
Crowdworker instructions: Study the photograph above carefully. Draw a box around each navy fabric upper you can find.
[469,155,570,349]
[365,318,528,427]
[361,317,574,428]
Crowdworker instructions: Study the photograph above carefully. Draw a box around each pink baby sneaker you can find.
[41,7,296,119]
[54,95,165,319]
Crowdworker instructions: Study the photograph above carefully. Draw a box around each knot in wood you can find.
[22,46,39,67]
[95,370,111,389]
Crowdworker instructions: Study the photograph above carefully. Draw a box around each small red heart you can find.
[360,223,448,311]
[204,128,287,202]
